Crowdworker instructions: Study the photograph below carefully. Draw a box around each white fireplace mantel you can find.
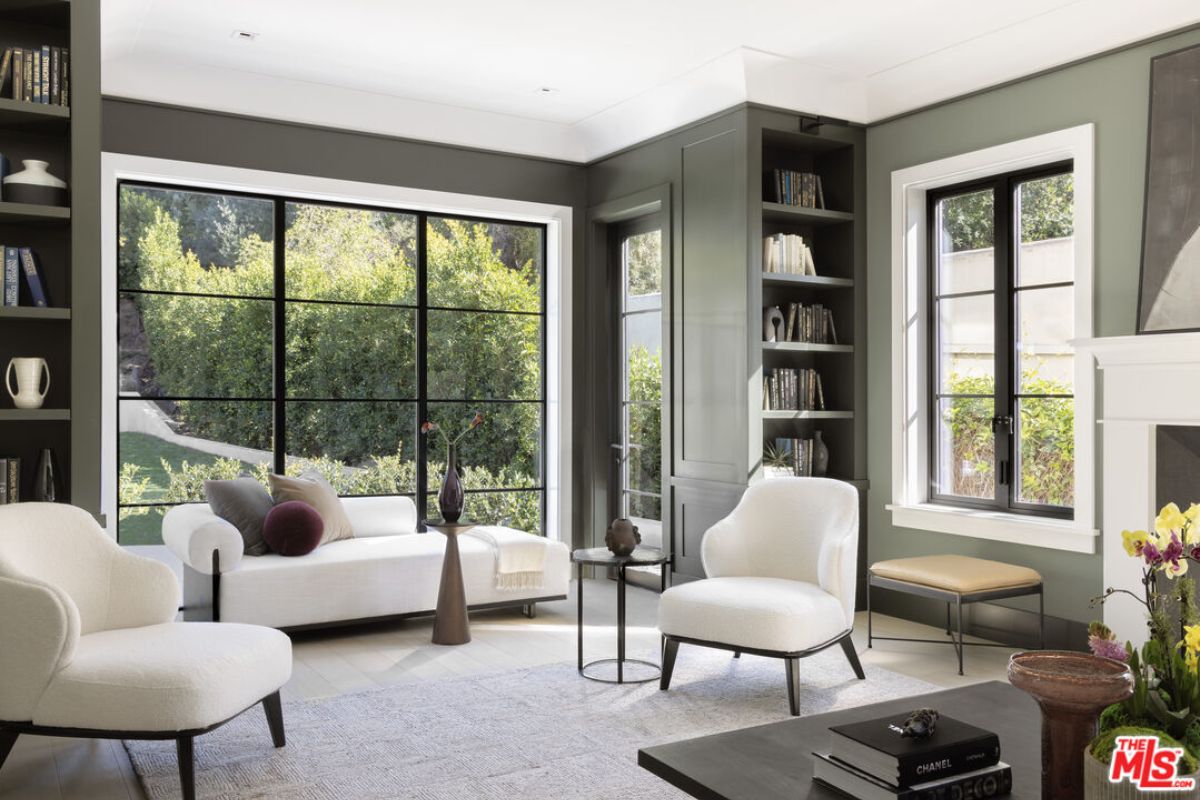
[1076,331,1200,643]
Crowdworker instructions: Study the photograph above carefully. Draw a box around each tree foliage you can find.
[627,345,662,519]
[939,173,1074,252]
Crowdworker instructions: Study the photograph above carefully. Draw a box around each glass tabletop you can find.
[571,546,669,566]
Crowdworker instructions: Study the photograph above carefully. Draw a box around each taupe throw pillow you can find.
[267,472,354,546]
[204,476,274,556]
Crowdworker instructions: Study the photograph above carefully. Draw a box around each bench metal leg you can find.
[955,595,964,676]
[1039,588,1045,650]
[945,602,952,635]
[866,578,873,649]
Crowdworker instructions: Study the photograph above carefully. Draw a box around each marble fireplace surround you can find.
[1080,331,1200,643]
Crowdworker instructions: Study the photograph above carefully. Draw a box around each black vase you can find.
[438,444,465,523]
[34,448,60,502]
[813,431,829,477]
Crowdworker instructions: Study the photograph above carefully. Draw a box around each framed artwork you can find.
[1138,43,1200,334]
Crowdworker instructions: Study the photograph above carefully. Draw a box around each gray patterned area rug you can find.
[125,648,937,799]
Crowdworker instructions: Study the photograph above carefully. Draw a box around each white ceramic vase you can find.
[6,357,50,409]
[2,160,67,205]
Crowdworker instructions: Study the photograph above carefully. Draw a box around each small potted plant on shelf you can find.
[763,441,793,479]
[1086,502,1200,798]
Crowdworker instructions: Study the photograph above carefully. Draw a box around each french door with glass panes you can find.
[610,216,665,552]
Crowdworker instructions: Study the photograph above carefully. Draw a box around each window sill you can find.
[886,503,1097,554]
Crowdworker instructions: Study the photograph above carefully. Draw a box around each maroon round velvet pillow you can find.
[262,500,325,556]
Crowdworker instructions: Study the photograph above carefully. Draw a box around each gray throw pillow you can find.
[204,476,275,556]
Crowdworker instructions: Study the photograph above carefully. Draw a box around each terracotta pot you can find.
[1008,651,1134,800]
[1084,748,1200,799]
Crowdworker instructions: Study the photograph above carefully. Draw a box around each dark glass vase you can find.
[813,431,829,477]
[438,444,465,523]
[34,448,60,502]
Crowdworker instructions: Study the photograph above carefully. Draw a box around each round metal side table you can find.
[425,519,476,646]
[572,546,670,684]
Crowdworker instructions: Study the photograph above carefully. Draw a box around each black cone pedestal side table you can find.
[572,546,670,684]
[425,520,476,645]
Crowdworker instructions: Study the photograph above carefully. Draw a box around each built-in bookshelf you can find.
[754,122,863,487]
[0,0,99,509]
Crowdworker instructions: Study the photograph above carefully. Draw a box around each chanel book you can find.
[828,713,1000,787]
[812,752,1012,800]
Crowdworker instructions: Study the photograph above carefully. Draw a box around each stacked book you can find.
[773,436,822,477]
[0,458,20,504]
[771,169,825,208]
[770,302,837,344]
[763,233,816,275]
[0,46,70,106]
[2,247,50,306]
[813,712,1011,800]
[763,367,825,411]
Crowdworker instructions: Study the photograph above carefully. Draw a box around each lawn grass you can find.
[117,432,251,545]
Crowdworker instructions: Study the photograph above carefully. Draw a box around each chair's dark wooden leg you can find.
[177,735,196,800]
[263,691,286,748]
[522,603,537,619]
[785,657,801,717]
[732,650,741,659]
[660,637,680,691]
[840,635,866,680]
[0,729,19,772]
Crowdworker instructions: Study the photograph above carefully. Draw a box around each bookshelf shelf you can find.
[762,410,854,421]
[0,306,69,321]
[0,201,71,223]
[0,97,69,133]
[0,408,70,421]
[762,341,852,354]
[762,202,853,226]
[761,272,853,289]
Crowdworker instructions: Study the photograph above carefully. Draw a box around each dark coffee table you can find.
[638,681,1039,799]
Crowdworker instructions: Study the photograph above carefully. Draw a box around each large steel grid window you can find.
[116,182,546,544]
[927,162,1075,519]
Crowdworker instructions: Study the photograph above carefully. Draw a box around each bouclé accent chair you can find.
[0,503,293,800]
[657,477,864,715]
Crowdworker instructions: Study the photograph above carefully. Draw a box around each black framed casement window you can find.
[116,182,546,544]
[927,161,1075,519]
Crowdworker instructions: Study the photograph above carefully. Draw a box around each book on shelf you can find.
[0,46,69,106]
[771,168,825,209]
[812,753,1012,800]
[2,247,18,306]
[762,233,816,276]
[769,302,837,344]
[773,435,823,477]
[762,368,825,411]
[829,713,1002,788]
[0,457,19,504]
[17,248,49,307]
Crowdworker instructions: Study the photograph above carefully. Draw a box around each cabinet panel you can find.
[672,479,743,580]
[674,128,746,484]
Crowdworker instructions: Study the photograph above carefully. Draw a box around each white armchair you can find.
[657,477,863,715]
[0,503,293,800]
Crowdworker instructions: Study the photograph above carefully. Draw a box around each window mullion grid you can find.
[272,199,287,475]
[416,213,429,528]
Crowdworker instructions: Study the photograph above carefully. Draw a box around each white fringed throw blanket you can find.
[465,525,546,590]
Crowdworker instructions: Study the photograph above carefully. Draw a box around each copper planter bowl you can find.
[1009,651,1135,800]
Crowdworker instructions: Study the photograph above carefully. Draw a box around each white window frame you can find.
[887,125,1097,554]
[100,153,573,544]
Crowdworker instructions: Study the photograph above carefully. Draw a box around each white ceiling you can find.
[101,0,1200,163]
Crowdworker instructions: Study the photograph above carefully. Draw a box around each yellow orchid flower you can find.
[1186,504,1200,544]
[1122,529,1150,558]
[1156,502,1187,536]
[1163,558,1189,579]
[1186,624,1200,653]
[1188,649,1199,674]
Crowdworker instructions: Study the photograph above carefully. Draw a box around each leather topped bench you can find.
[866,555,1044,675]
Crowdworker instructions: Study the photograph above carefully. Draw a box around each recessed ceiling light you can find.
[231,30,259,42]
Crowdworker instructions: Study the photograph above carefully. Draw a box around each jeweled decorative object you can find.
[605,518,641,557]
[813,430,829,477]
[420,413,484,525]
[5,357,50,409]
[1008,651,1134,800]
[33,448,60,502]
[438,444,465,523]
[900,708,939,739]
[1,159,67,206]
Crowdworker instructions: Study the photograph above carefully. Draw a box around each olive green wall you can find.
[865,27,1200,628]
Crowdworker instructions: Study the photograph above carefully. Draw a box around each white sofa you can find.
[163,495,571,630]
